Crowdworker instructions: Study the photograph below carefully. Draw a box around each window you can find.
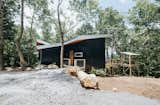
[74,59,86,69]
[74,52,83,57]
[64,58,71,66]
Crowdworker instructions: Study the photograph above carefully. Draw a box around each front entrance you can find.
[69,50,74,66]
[64,50,86,70]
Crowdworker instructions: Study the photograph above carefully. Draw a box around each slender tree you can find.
[0,0,4,70]
[57,0,64,68]
[16,0,27,67]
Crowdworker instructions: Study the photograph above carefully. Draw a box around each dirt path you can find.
[0,70,159,105]
[98,76,160,100]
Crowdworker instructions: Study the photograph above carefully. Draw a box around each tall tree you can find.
[57,0,64,68]
[0,0,4,70]
[96,7,126,58]
[26,0,50,40]
[3,0,17,67]
[128,0,160,76]
[15,0,27,67]
[76,23,94,35]
[41,21,54,43]
[69,0,99,25]
[96,7,125,34]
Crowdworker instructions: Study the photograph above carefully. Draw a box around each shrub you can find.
[91,67,107,77]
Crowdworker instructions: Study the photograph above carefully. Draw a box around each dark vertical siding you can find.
[64,38,105,71]
[41,38,105,71]
[41,47,60,66]
[85,38,105,70]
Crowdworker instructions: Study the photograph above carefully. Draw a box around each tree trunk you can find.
[29,9,35,39]
[0,0,4,70]
[27,9,35,65]
[106,47,109,60]
[57,0,64,68]
[16,0,27,67]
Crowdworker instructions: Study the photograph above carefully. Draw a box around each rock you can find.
[67,66,81,76]
[25,67,33,71]
[77,71,98,89]
[41,64,48,69]
[48,64,59,69]
[35,64,48,70]
[112,88,118,92]
[35,65,41,70]
[5,67,14,71]
[17,67,23,71]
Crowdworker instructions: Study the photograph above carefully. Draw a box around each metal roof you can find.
[37,35,108,50]
[37,39,51,45]
[37,43,61,50]
[121,52,140,56]
[64,35,107,45]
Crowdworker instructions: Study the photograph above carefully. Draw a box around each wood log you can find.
[77,71,98,89]
[66,66,80,76]
[77,71,88,81]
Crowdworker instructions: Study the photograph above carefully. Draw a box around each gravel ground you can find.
[0,69,159,105]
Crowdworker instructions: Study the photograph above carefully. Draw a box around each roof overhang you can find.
[121,52,140,56]
[37,39,51,45]
[37,43,61,50]
[64,35,107,45]
[37,35,110,50]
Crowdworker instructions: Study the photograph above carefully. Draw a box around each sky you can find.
[99,0,156,14]
[99,0,135,15]
[98,0,156,28]
[98,0,136,28]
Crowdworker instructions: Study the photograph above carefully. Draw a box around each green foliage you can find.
[128,0,160,77]
[3,0,18,40]
[76,23,94,35]
[69,0,99,24]
[3,0,18,66]
[96,7,127,58]
[96,7,125,34]
[22,27,39,66]
[2,0,41,67]
[91,67,107,77]
[129,0,158,30]
[41,21,54,43]
[4,25,39,67]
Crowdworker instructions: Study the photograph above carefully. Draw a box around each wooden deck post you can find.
[129,55,132,76]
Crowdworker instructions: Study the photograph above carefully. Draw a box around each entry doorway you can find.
[69,50,74,66]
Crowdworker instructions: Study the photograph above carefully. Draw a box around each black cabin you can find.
[37,35,106,71]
